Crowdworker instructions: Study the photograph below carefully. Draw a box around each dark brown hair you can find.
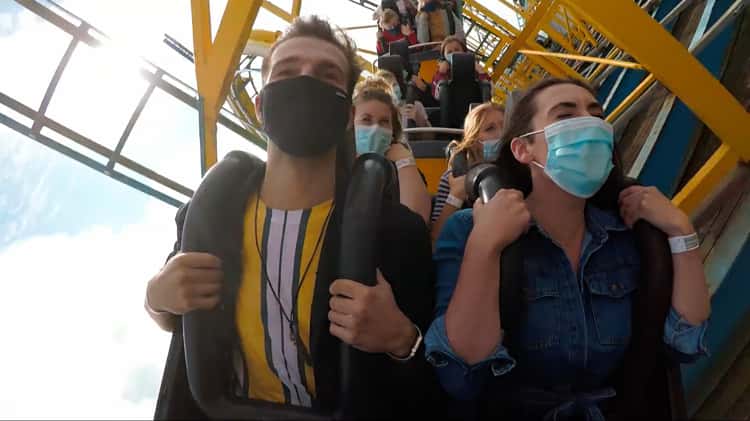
[261,15,362,95]
[440,35,467,57]
[495,77,624,208]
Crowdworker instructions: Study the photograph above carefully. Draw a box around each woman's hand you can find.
[401,104,417,121]
[411,75,427,91]
[470,189,530,254]
[619,185,694,236]
[401,23,413,36]
[447,173,467,202]
[438,60,450,74]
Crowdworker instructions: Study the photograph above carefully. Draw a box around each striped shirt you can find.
[430,169,452,224]
[235,195,333,407]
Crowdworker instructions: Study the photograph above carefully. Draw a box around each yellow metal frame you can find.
[191,0,748,215]
[192,0,264,173]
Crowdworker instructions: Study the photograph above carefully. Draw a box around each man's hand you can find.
[329,270,416,356]
[146,252,223,315]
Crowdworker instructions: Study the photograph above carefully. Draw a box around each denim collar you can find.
[530,204,628,243]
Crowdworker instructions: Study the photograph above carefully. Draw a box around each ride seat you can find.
[438,52,492,129]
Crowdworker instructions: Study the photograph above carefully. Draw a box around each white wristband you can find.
[445,194,464,209]
[387,324,423,362]
[668,232,700,254]
[395,156,416,170]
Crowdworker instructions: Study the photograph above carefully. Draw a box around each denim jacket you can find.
[425,206,708,420]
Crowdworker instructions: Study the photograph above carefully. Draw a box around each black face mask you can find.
[260,75,352,157]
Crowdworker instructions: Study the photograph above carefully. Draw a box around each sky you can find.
[0,0,520,418]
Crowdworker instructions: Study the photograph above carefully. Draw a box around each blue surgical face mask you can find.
[519,116,614,198]
[481,139,501,161]
[445,52,455,64]
[355,124,393,156]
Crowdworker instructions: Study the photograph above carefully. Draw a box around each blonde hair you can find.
[353,76,394,98]
[380,9,399,27]
[375,69,398,87]
[352,85,403,143]
[451,102,505,163]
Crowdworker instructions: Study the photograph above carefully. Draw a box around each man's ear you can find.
[510,137,534,164]
[254,95,263,125]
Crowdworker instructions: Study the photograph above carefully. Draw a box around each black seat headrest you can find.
[388,39,410,70]
[450,52,476,81]
[377,55,407,95]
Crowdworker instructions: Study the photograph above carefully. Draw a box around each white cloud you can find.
[0,202,176,419]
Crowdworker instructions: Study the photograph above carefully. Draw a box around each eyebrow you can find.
[548,101,603,115]
[271,56,301,73]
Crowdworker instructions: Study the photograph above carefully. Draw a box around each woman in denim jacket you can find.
[425,78,710,420]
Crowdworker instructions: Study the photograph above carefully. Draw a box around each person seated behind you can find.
[373,69,431,131]
[352,84,432,224]
[374,0,418,27]
[425,77,710,420]
[376,8,417,56]
[145,15,438,419]
[431,35,489,100]
[415,0,454,44]
[430,102,503,244]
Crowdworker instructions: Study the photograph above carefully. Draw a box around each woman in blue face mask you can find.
[353,85,432,224]
[430,102,504,246]
[425,78,711,420]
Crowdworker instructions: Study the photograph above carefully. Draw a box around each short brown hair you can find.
[261,15,362,95]
[440,35,467,57]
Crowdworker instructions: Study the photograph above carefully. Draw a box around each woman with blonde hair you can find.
[430,102,504,243]
[352,82,432,224]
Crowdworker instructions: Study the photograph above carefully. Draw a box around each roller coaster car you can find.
[463,160,687,420]
[154,151,400,420]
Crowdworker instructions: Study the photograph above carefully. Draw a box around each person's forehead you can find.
[270,36,348,71]
[536,84,595,108]
[357,99,391,115]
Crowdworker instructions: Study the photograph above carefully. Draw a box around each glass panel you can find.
[0,5,74,110]
[62,1,197,88]
[40,125,109,165]
[0,102,34,128]
[114,162,192,205]
[217,124,267,162]
[122,88,202,190]
[45,42,151,151]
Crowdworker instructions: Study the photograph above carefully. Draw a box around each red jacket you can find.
[377,29,418,55]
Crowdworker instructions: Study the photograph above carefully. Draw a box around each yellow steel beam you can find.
[489,0,555,82]
[291,0,302,18]
[192,0,263,172]
[463,3,578,81]
[519,49,644,70]
[249,29,281,46]
[262,1,293,22]
[605,73,655,122]
[586,47,622,81]
[563,0,750,160]
[673,144,741,215]
[464,0,520,36]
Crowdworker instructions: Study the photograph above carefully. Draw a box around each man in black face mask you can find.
[145,15,438,419]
